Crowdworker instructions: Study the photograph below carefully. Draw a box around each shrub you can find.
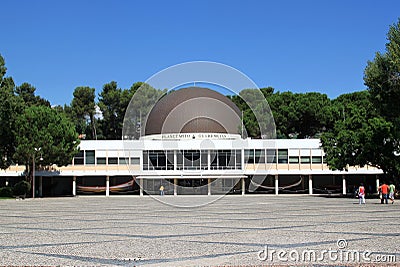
[0,187,13,197]
[13,180,31,196]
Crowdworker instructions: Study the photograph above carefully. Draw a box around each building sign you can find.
[142,133,241,140]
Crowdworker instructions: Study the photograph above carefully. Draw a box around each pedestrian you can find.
[389,182,396,204]
[159,185,164,196]
[379,182,389,204]
[358,183,366,205]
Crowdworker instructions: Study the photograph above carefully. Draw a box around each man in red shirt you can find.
[379,182,389,204]
[358,183,366,205]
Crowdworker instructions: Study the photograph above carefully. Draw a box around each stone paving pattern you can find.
[0,195,399,266]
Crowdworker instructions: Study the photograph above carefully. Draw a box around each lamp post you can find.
[32,147,42,198]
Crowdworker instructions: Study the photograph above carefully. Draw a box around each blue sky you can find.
[1,0,399,106]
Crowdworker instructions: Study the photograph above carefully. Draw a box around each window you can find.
[218,150,233,169]
[183,150,200,170]
[85,150,95,165]
[289,156,299,164]
[277,149,288,164]
[255,149,265,163]
[143,151,149,170]
[227,151,235,168]
[301,156,311,164]
[108,157,118,165]
[74,151,84,165]
[96,157,106,165]
[244,149,254,164]
[312,156,322,164]
[210,150,217,169]
[130,157,140,165]
[119,157,129,165]
[236,150,242,169]
[177,151,183,170]
[266,149,276,163]
[166,151,174,170]
[206,150,240,170]
[201,150,208,170]
[217,150,228,169]
[148,150,167,170]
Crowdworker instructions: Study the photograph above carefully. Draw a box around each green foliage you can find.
[230,88,332,139]
[321,91,388,170]
[0,57,24,169]
[0,187,13,197]
[320,19,400,181]
[364,19,400,121]
[0,54,6,81]
[13,180,31,196]
[98,81,124,140]
[267,91,298,138]
[0,87,21,168]
[362,18,400,180]
[71,86,97,139]
[15,83,50,107]
[13,105,80,167]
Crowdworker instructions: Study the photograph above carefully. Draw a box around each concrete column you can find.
[274,175,279,195]
[308,175,313,195]
[241,177,246,195]
[139,178,143,196]
[241,149,245,170]
[72,176,76,196]
[207,150,211,170]
[376,175,380,193]
[39,176,43,197]
[174,150,177,170]
[208,178,211,196]
[342,174,347,195]
[106,176,110,197]
[174,178,178,196]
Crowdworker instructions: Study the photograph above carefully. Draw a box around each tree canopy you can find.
[362,18,400,179]
[320,19,400,181]
[70,86,97,140]
[13,105,80,168]
[0,53,80,180]
[0,72,22,169]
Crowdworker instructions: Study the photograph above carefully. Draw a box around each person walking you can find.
[389,182,396,204]
[159,185,165,196]
[379,182,389,204]
[358,183,366,205]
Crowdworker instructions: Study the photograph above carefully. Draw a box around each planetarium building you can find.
[0,87,383,197]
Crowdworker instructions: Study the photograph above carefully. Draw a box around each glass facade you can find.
[143,150,242,171]
[72,149,325,168]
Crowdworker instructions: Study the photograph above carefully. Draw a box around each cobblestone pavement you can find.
[0,195,399,266]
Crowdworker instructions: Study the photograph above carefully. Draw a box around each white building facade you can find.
[0,135,382,197]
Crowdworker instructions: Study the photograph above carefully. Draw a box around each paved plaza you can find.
[0,195,399,266]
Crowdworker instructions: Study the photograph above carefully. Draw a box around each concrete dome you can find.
[144,87,242,136]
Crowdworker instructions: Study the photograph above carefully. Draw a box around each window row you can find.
[73,150,140,166]
[73,149,325,166]
[244,149,324,164]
